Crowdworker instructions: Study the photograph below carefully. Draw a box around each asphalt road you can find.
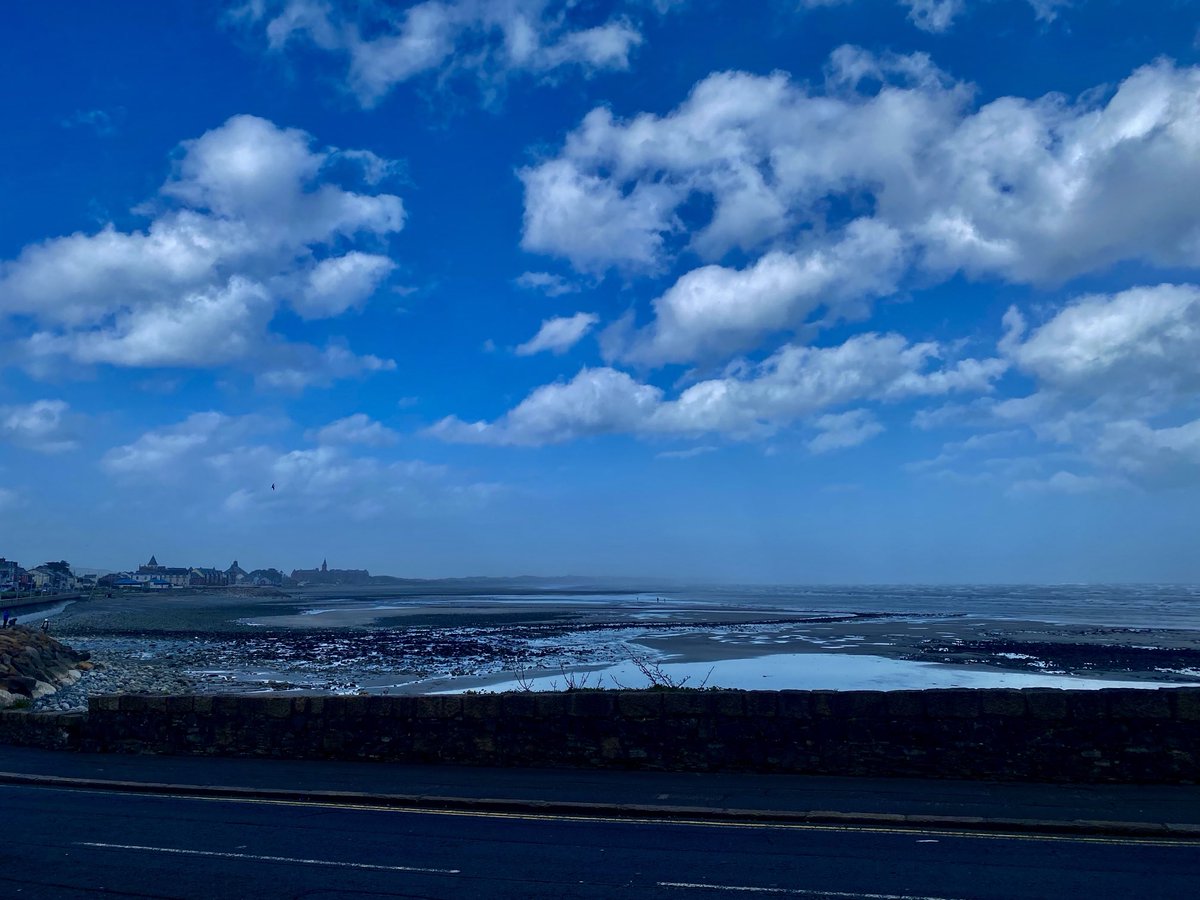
[2,784,1198,899]
[6,746,1199,828]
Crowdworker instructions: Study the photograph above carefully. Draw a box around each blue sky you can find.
[3,0,1200,581]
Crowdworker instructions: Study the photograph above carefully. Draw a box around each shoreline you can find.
[29,587,1200,711]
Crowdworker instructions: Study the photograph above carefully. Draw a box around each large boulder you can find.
[2,675,37,697]
[0,627,90,708]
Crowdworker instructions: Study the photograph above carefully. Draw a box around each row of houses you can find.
[0,557,92,595]
[97,556,291,589]
[2,553,365,595]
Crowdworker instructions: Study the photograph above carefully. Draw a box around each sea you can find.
[295,582,1200,630]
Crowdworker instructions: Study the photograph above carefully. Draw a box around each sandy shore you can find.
[29,585,1200,709]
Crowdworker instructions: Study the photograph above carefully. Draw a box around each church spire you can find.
[321,558,328,573]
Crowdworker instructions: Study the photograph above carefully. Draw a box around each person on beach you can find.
[41,618,50,634]
[2,609,8,627]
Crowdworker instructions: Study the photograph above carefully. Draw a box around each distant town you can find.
[0,554,375,598]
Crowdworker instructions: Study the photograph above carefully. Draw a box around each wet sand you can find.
[38,585,1200,706]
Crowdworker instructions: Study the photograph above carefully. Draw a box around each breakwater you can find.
[2,687,1198,783]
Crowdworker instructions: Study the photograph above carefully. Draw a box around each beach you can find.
[24,583,1200,711]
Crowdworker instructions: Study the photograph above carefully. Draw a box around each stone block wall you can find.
[65,687,1200,783]
[0,709,84,750]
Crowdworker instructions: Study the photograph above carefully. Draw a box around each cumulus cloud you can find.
[255,343,397,392]
[103,411,495,519]
[523,52,1200,365]
[911,283,1200,490]
[1091,419,1200,487]
[520,158,679,272]
[901,0,965,32]
[514,271,579,296]
[26,278,275,369]
[0,115,403,384]
[1003,284,1200,405]
[802,0,1067,32]
[430,332,1004,446]
[612,221,907,365]
[515,312,599,356]
[808,409,884,454]
[309,413,399,446]
[241,0,655,107]
[294,252,396,319]
[0,400,78,453]
[101,412,273,478]
[431,366,662,446]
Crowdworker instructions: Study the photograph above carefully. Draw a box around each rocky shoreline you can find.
[0,626,93,708]
[29,660,196,713]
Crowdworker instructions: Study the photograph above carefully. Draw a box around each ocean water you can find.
[306,583,1200,630]
[675,583,1200,629]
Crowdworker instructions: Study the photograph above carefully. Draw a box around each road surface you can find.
[2,783,1197,899]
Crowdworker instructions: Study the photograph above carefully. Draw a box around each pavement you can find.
[2,745,1198,838]
[4,778,1200,899]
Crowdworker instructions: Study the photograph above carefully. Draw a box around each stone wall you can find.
[0,709,84,750]
[53,687,1199,783]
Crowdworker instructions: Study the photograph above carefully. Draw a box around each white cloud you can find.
[1003,284,1200,404]
[0,487,21,511]
[902,0,964,32]
[431,332,1004,446]
[515,312,599,356]
[104,410,492,520]
[803,0,1068,32]
[243,0,654,107]
[431,366,662,446]
[514,271,579,296]
[520,158,679,273]
[0,400,78,453]
[309,413,399,446]
[522,52,1200,365]
[102,412,244,478]
[656,445,717,460]
[255,343,397,391]
[1010,470,1114,495]
[27,278,274,369]
[612,220,907,365]
[294,252,396,319]
[906,429,1024,473]
[808,409,884,454]
[1090,419,1200,488]
[912,284,1200,490]
[0,115,403,383]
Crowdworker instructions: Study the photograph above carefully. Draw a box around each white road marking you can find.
[74,842,460,875]
[658,882,959,899]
